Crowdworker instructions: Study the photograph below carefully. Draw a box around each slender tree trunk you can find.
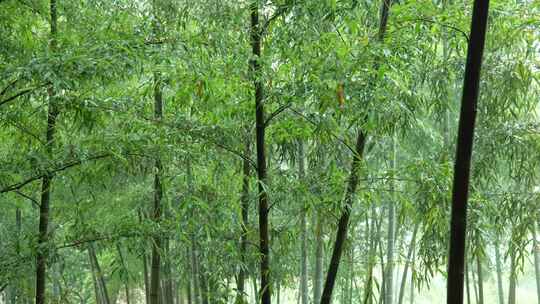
[191,238,201,304]
[378,227,386,304]
[252,275,258,303]
[476,254,484,304]
[533,221,540,304]
[385,135,397,304]
[320,0,392,301]
[494,238,505,304]
[138,210,151,304]
[91,262,102,304]
[320,132,366,304]
[471,262,479,304]
[446,0,490,303]
[116,244,131,304]
[249,3,271,304]
[299,141,309,304]
[313,211,324,304]
[508,250,516,304]
[465,262,471,304]
[348,248,354,304]
[164,238,174,304]
[409,245,415,304]
[36,2,59,304]
[150,73,164,304]
[88,243,111,304]
[237,138,251,304]
[10,208,22,304]
[397,223,418,304]
[363,204,377,304]
[199,265,209,304]
[186,247,193,304]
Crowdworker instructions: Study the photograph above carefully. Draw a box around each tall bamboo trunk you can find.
[35,2,59,304]
[363,204,377,304]
[533,221,540,304]
[91,261,102,304]
[116,244,131,304]
[199,262,209,304]
[237,138,251,303]
[397,223,419,304]
[465,262,471,304]
[150,73,164,304]
[10,208,22,304]
[191,238,201,304]
[186,247,193,304]
[476,253,484,304]
[348,248,354,304]
[508,249,516,304]
[313,210,324,304]
[88,243,111,304]
[140,209,151,304]
[409,244,415,304]
[320,0,392,302]
[494,238,505,304]
[320,133,366,304]
[249,3,271,304]
[446,0,490,303]
[163,237,174,304]
[299,141,309,304]
[385,135,397,304]
[471,261,479,303]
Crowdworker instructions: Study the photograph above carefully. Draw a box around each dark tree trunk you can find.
[319,133,366,304]
[446,1,490,303]
[237,138,251,303]
[150,73,164,304]
[249,2,271,304]
[320,0,392,302]
[35,2,59,304]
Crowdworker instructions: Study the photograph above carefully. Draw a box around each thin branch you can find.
[14,190,40,207]
[262,3,292,35]
[0,83,49,108]
[396,17,469,42]
[0,153,112,194]
[2,116,45,144]
[0,78,19,97]
[264,103,292,127]
[288,107,358,155]
[56,233,140,250]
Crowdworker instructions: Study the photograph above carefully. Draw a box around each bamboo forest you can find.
[1,0,539,303]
